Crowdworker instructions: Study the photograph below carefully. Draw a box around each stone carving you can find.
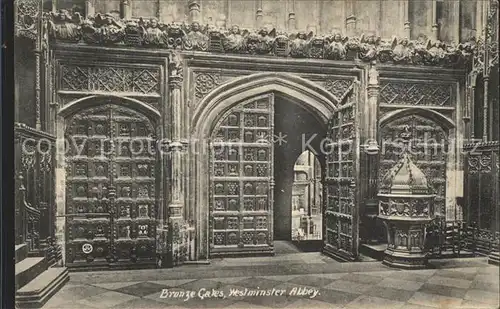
[15,0,41,40]
[324,79,353,102]
[380,82,452,106]
[289,31,313,58]
[325,33,349,60]
[46,13,474,67]
[60,64,160,94]
[194,73,221,99]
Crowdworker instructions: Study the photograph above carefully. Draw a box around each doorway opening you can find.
[273,96,326,254]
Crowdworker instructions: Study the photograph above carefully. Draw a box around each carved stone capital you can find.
[169,76,183,89]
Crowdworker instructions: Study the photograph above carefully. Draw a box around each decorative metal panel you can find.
[209,94,274,257]
[65,105,158,269]
[379,115,448,217]
[323,99,359,261]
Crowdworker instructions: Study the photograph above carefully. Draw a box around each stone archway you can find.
[189,72,339,260]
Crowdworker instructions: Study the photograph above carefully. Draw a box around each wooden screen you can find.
[323,99,360,261]
[209,94,275,257]
[65,105,158,269]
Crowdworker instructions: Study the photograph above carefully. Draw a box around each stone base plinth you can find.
[383,248,429,269]
[488,251,499,266]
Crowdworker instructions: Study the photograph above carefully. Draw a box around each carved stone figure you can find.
[184,22,209,51]
[392,37,414,63]
[358,34,381,61]
[165,23,187,49]
[289,31,312,58]
[222,25,248,53]
[325,32,348,60]
[47,10,82,42]
[246,27,276,55]
[140,18,165,46]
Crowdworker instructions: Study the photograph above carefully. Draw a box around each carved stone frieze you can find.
[380,82,453,106]
[46,12,475,67]
[59,64,160,94]
[468,153,494,174]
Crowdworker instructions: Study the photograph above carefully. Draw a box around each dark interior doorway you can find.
[273,96,326,252]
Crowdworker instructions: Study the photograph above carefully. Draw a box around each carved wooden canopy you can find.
[45,10,477,68]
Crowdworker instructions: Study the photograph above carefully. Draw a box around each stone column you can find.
[483,74,489,141]
[256,4,263,29]
[85,0,95,18]
[166,52,188,267]
[431,0,438,40]
[345,0,356,36]
[403,0,411,38]
[188,0,201,24]
[363,61,381,243]
[120,0,132,20]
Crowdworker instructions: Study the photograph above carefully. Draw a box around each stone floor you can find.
[41,251,499,309]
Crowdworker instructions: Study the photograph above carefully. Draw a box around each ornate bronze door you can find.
[209,94,275,257]
[323,100,360,261]
[65,105,158,269]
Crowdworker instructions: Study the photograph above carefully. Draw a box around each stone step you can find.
[359,243,386,261]
[15,257,47,290]
[15,244,29,264]
[16,267,69,309]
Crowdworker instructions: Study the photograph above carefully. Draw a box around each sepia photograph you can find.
[10,0,500,308]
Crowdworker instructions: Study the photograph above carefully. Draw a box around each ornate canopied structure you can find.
[378,141,436,269]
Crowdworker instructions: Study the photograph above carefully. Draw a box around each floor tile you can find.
[324,279,373,294]
[182,294,238,308]
[92,281,143,291]
[149,279,197,287]
[345,295,405,309]
[310,288,359,305]
[114,281,166,297]
[261,275,301,282]
[401,304,436,309]
[475,273,500,284]
[342,273,384,284]
[314,272,348,280]
[76,291,138,308]
[459,299,499,309]
[470,278,500,293]
[42,301,99,309]
[285,298,342,308]
[179,279,226,291]
[426,275,472,290]
[242,292,299,308]
[464,289,500,306]
[407,291,463,308]
[377,277,424,291]
[478,266,500,275]
[213,277,251,284]
[389,271,434,283]
[109,297,179,309]
[355,270,398,277]
[436,269,478,281]
[287,275,335,288]
[418,282,468,299]
[365,285,416,302]
[229,301,269,308]
[235,277,282,289]
[450,267,479,274]
[41,284,109,307]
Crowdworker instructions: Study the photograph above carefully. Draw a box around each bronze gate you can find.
[209,94,275,257]
[323,99,360,261]
[65,105,158,269]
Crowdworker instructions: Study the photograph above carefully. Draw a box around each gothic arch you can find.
[58,94,161,121]
[189,72,340,260]
[192,72,340,138]
[380,107,455,130]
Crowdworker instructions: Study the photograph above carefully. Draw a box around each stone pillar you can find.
[431,0,438,41]
[165,52,188,267]
[403,0,411,38]
[363,61,381,243]
[256,7,263,28]
[345,0,356,36]
[288,12,296,31]
[120,0,132,20]
[85,0,95,18]
[188,0,201,24]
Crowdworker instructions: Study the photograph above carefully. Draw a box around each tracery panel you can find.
[209,94,274,257]
[65,105,158,269]
[379,115,448,217]
[323,98,360,261]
